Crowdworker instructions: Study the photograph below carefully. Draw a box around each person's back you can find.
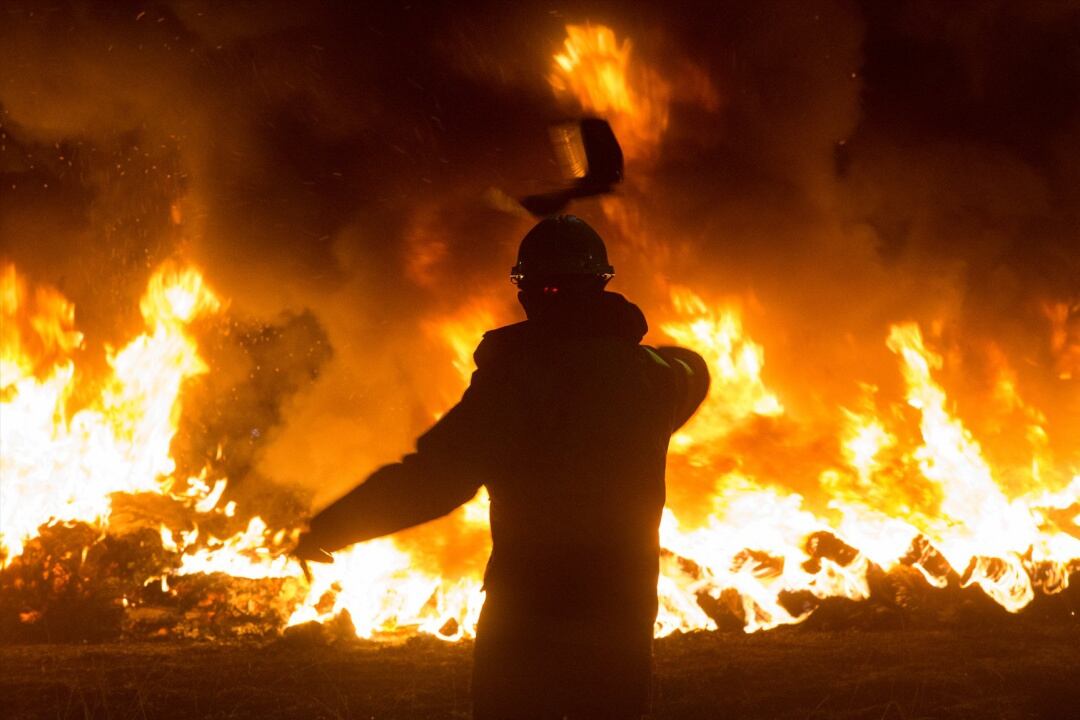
[294,216,709,719]
[473,288,707,719]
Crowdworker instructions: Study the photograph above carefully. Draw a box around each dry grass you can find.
[2,625,1078,719]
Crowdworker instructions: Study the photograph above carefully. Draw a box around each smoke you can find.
[1,0,1077,521]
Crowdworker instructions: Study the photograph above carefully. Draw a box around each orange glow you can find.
[550,24,672,160]
[1045,301,1080,380]
[661,289,783,461]
[2,259,1078,639]
[2,22,1077,643]
[1,263,220,560]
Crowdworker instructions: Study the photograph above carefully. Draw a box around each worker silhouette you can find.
[294,215,709,719]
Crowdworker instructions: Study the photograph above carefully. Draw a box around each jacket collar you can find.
[522,291,648,343]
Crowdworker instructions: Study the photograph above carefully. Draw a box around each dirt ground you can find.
[3,625,1079,719]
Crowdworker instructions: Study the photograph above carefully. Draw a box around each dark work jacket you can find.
[305,292,709,624]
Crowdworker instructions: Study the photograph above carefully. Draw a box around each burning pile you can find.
[1,23,1078,643]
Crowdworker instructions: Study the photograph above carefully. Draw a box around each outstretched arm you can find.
[295,362,504,558]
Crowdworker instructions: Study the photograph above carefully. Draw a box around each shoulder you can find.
[639,345,672,368]
[474,321,532,369]
[640,345,710,393]
[651,346,708,378]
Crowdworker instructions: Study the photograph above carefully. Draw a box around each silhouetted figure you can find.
[295,215,709,719]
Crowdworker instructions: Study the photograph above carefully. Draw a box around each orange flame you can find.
[1,23,1077,642]
[2,260,1078,639]
[550,24,672,160]
[1,263,220,560]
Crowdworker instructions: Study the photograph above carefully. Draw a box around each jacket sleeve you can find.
[654,346,710,431]
[303,350,505,553]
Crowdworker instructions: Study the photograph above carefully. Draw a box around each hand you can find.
[293,531,334,582]
[293,532,335,564]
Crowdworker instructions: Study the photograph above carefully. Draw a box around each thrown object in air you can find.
[520,117,624,217]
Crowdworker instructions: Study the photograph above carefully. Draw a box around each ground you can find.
[3,625,1079,719]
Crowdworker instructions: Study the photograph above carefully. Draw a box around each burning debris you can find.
[1,248,1077,642]
[1,13,1079,649]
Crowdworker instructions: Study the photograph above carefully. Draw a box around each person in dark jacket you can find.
[294,215,709,719]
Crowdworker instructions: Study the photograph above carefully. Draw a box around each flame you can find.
[2,22,1077,643]
[842,409,894,485]
[174,516,296,580]
[286,535,486,641]
[2,259,1078,641]
[660,289,782,460]
[539,21,1078,633]
[427,302,499,388]
[1045,301,1080,380]
[1,263,220,560]
[650,301,1079,631]
[653,294,868,633]
[550,24,672,160]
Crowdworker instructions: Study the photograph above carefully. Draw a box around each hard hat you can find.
[510,215,614,284]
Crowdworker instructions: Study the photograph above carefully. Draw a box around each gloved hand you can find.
[293,531,334,582]
[293,531,335,564]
